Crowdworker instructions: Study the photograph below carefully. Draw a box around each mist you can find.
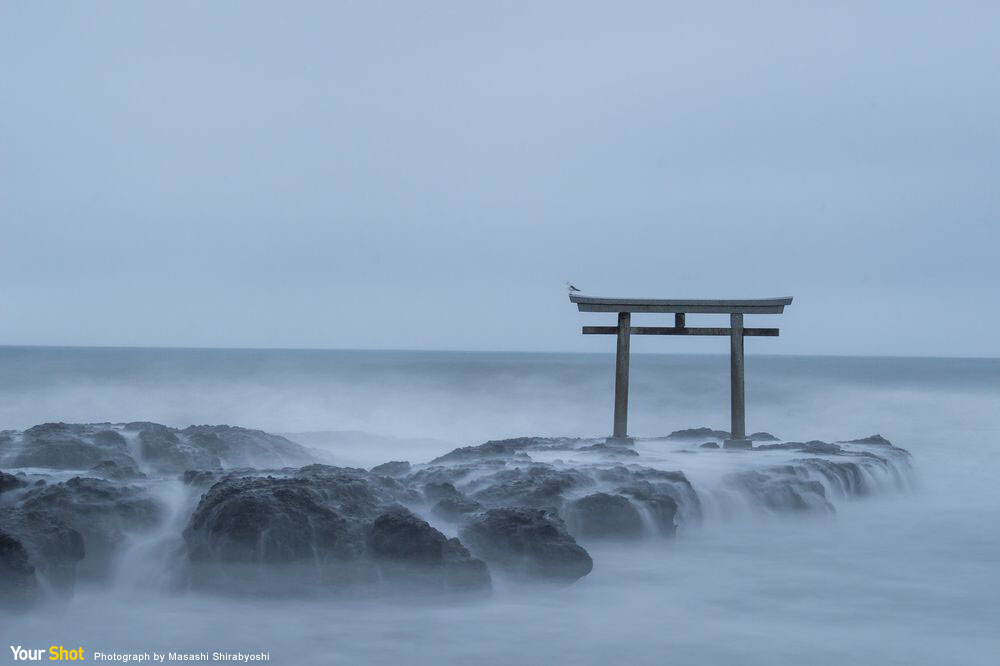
[2,348,998,664]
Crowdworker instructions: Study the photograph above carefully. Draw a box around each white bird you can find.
[566,282,582,293]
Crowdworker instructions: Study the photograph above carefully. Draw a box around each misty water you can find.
[1,347,998,665]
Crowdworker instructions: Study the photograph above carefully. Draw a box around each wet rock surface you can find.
[460,508,593,583]
[0,423,913,602]
[15,477,162,580]
[0,422,316,474]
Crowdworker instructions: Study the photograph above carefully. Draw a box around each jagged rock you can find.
[182,470,220,486]
[184,468,483,593]
[699,442,720,449]
[369,507,490,592]
[617,483,679,536]
[371,461,411,477]
[576,444,640,457]
[749,432,780,441]
[430,439,537,464]
[90,459,147,481]
[0,529,37,607]
[1,470,26,493]
[0,508,84,598]
[422,481,462,503]
[729,467,833,512]
[432,497,483,522]
[564,493,643,539]
[460,508,593,583]
[181,425,315,469]
[841,434,893,447]
[755,440,843,455]
[0,423,137,471]
[591,466,701,525]
[124,422,220,472]
[467,465,596,510]
[667,427,730,441]
[15,477,162,580]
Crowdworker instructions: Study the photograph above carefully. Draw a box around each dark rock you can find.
[422,481,462,503]
[432,497,483,522]
[1,423,136,471]
[90,459,147,481]
[841,434,893,447]
[371,461,411,477]
[181,425,315,469]
[699,442,720,449]
[460,508,592,583]
[430,439,537,464]
[729,467,833,512]
[0,508,84,598]
[186,476,366,565]
[575,444,640,457]
[369,507,490,592]
[755,440,843,455]
[16,477,162,580]
[564,493,643,539]
[617,483,679,536]
[0,529,36,607]
[1,470,27,494]
[468,465,595,510]
[183,468,480,594]
[127,422,220,472]
[591,466,701,525]
[182,470,220,486]
[749,432,780,441]
[667,427,730,441]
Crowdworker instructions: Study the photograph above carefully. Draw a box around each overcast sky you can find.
[1,1,997,356]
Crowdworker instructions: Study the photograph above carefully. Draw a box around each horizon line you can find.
[0,343,997,362]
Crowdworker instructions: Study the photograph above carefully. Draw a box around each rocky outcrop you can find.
[666,427,730,441]
[0,422,317,474]
[0,529,36,607]
[15,477,162,580]
[460,508,593,583]
[0,422,916,601]
[0,508,84,600]
[1,470,26,494]
[563,493,643,539]
[755,440,845,455]
[180,425,315,469]
[467,465,596,511]
[839,434,894,447]
[369,507,490,592]
[728,467,833,512]
[90,459,146,481]
[371,461,412,477]
[183,467,488,594]
[0,424,136,471]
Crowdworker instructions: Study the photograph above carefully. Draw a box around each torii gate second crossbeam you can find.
[570,293,793,449]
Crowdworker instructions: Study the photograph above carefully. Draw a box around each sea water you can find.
[1,347,997,665]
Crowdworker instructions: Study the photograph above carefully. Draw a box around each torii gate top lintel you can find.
[569,293,793,314]
[570,292,793,449]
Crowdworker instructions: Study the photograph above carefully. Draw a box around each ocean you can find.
[1,346,998,665]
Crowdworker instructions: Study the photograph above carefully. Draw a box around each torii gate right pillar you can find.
[724,313,751,449]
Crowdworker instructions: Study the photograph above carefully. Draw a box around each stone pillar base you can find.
[606,436,636,446]
[723,438,753,450]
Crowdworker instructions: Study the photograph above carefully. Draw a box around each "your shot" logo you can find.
[10,646,85,662]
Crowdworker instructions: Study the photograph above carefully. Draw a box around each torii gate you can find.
[570,294,793,449]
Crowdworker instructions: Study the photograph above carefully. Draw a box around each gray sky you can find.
[2,1,997,356]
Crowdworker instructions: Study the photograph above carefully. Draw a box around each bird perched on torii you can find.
[565,282,582,293]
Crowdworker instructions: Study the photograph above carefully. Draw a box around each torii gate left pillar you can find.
[571,294,793,448]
